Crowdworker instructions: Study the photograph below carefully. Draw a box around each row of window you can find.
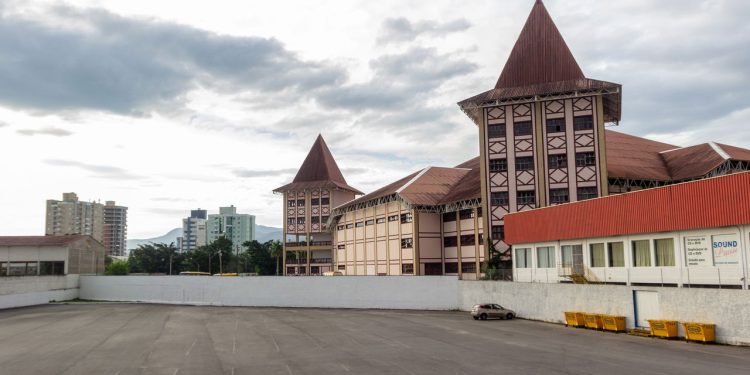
[441,208,482,222]
[488,152,596,173]
[0,261,65,276]
[443,234,484,247]
[488,187,597,206]
[487,115,594,139]
[287,216,330,226]
[287,197,331,207]
[515,239,677,269]
[336,213,413,230]
[490,191,536,205]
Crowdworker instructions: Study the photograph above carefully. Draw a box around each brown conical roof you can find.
[495,0,584,88]
[274,135,363,194]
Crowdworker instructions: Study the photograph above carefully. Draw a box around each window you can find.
[536,247,555,268]
[337,244,345,250]
[514,121,532,136]
[321,216,329,224]
[337,225,345,230]
[654,238,675,267]
[461,262,477,274]
[287,200,296,207]
[321,197,330,205]
[489,159,508,172]
[590,243,605,268]
[575,152,596,167]
[477,207,482,217]
[298,266,306,274]
[365,219,374,226]
[515,248,532,268]
[549,189,569,204]
[401,238,413,248]
[491,225,505,241]
[296,199,306,207]
[442,213,457,222]
[632,240,651,267]
[311,198,320,206]
[517,190,536,205]
[546,118,565,133]
[515,156,534,171]
[346,223,354,229]
[577,187,598,200]
[608,242,625,267]
[460,235,475,246]
[548,154,567,169]
[401,264,414,274]
[488,124,506,138]
[376,217,386,224]
[0,262,6,276]
[8,262,37,276]
[445,263,458,273]
[287,218,294,225]
[388,215,399,222]
[400,213,413,223]
[443,236,458,247]
[459,209,473,220]
[561,245,574,267]
[310,266,320,274]
[338,265,346,271]
[574,115,594,131]
[311,217,320,224]
[491,192,509,206]
[297,218,305,225]
[355,221,364,228]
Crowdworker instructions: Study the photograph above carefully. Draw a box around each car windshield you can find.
[493,304,503,309]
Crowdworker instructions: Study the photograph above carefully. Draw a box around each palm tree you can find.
[268,240,283,276]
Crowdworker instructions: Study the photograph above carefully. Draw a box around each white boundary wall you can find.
[0,275,79,309]
[459,281,750,346]
[79,276,460,310]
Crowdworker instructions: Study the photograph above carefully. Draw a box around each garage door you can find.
[634,290,660,328]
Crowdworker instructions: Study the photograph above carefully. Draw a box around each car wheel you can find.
[480,313,487,321]
[473,316,479,320]
[505,313,514,320]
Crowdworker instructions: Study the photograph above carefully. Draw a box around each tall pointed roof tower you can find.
[459,0,621,124]
[274,135,363,195]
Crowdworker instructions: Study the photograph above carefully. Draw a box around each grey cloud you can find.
[317,47,477,111]
[233,168,298,178]
[16,126,73,137]
[0,5,346,115]
[147,208,190,216]
[377,18,471,44]
[44,159,144,179]
[0,121,8,128]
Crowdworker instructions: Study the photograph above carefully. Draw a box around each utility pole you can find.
[219,250,223,275]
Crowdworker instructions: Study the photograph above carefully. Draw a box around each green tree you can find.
[105,260,129,275]
[128,242,182,274]
[182,237,234,274]
[267,240,283,276]
[242,240,276,275]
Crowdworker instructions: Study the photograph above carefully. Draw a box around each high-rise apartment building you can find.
[207,206,255,253]
[45,192,104,243]
[103,201,128,256]
[179,209,207,252]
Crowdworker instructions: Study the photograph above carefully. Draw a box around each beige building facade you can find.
[45,192,104,243]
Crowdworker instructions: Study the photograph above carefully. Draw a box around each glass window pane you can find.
[654,238,675,267]
[632,240,651,267]
[608,242,625,267]
[589,243,605,267]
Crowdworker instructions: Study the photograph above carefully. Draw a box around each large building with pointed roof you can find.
[274,135,362,275]
[275,0,750,278]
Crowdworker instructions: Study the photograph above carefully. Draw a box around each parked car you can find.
[471,303,515,320]
[323,271,344,276]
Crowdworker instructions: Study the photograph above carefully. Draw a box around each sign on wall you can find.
[684,236,712,267]
[712,234,741,266]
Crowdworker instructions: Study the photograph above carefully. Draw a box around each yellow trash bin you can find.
[647,320,679,338]
[564,312,586,327]
[584,313,604,330]
[601,315,627,332]
[683,322,716,343]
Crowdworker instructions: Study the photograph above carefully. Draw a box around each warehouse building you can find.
[505,172,750,289]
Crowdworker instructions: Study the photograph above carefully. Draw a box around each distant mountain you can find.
[126,224,283,252]
[127,227,182,251]
[256,225,282,243]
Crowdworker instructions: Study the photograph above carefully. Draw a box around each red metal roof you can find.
[274,135,363,194]
[0,235,89,247]
[504,172,750,244]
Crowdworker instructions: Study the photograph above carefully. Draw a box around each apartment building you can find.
[45,192,104,243]
[179,209,207,253]
[103,201,128,256]
[207,205,255,253]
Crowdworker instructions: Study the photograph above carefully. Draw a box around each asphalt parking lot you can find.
[0,304,748,375]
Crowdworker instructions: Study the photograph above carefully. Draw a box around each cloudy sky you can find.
[1,0,749,239]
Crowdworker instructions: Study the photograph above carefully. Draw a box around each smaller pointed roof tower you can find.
[274,135,363,195]
[458,0,621,124]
